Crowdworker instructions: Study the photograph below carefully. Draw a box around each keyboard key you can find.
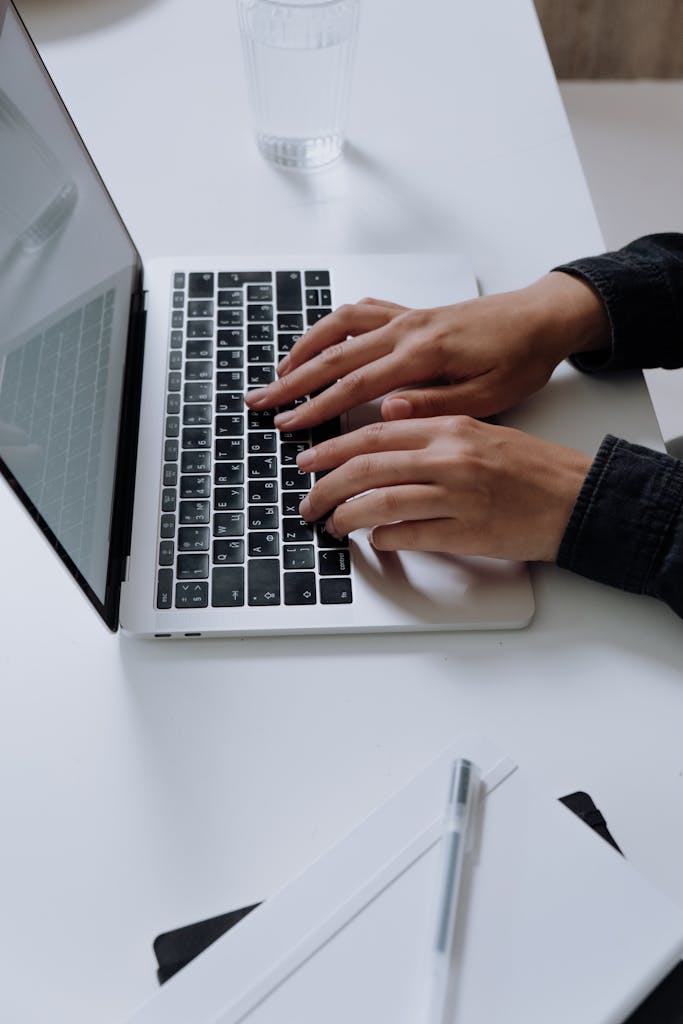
[248,479,278,504]
[181,450,211,473]
[282,492,308,516]
[248,531,279,557]
[283,517,314,542]
[164,440,179,461]
[179,500,210,524]
[316,522,348,548]
[187,319,213,338]
[173,272,185,289]
[160,514,176,539]
[184,381,212,403]
[171,310,184,329]
[247,303,274,322]
[216,415,244,437]
[248,558,280,606]
[188,272,214,297]
[276,271,303,311]
[218,271,272,286]
[185,360,212,381]
[217,289,243,307]
[211,565,245,606]
[319,549,351,575]
[248,505,279,529]
[247,408,275,429]
[166,416,180,438]
[283,544,315,569]
[216,393,243,414]
[321,289,332,305]
[180,474,211,498]
[214,487,245,511]
[215,462,244,485]
[305,288,319,305]
[281,467,311,490]
[170,329,183,348]
[306,307,332,326]
[168,371,182,391]
[280,442,309,465]
[247,343,275,363]
[320,577,352,604]
[159,540,174,566]
[217,371,244,391]
[304,270,330,287]
[216,350,243,369]
[188,299,213,318]
[214,512,245,537]
[169,350,183,370]
[163,464,178,487]
[186,338,213,359]
[161,488,177,512]
[247,284,273,302]
[218,309,243,327]
[173,291,184,309]
[248,455,277,477]
[157,569,173,609]
[278,332,303,353]
[248,431,276,454]
[277,313,304,332]
[248,365,275,387]
[167,395,181,418]
[284,571,316,605]
[215,438,244,460]
[183,404,212,426]
[217,329,244,347]
[182,427,212,449]
[213,539,244,564]
[248,323,274,342]
[176,581,209,608]
[177,553,209,579]
[178,526,210,551]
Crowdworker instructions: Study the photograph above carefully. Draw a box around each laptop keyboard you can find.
[156,270,353,611]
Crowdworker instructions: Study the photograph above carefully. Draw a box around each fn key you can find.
[248,558,280,605]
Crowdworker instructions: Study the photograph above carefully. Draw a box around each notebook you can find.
[122,736,683,1024]
[0,2,534,636]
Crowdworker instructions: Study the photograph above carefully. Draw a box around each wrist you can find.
[524,271,611,366]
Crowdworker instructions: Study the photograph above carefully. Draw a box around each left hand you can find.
[297,416,592,562]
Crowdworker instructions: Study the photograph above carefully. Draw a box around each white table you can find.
[3,1,683,1020]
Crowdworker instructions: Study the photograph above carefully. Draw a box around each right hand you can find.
[245,271,610,431]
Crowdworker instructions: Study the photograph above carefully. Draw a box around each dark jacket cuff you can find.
[557,435,683,618]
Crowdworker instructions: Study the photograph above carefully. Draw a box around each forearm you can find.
[557,436,683,619]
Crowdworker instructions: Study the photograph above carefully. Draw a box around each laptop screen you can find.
[0,3,142,627]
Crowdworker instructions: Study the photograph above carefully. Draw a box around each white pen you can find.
[426,758,482,1024]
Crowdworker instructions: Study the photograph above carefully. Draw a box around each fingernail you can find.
[383,397,413,420]
[324,517,342,540]
[277,355,291,376]
[296,448,315,469]
[274,410,295,428]
[299,496,312,520]
[245,388,267,407]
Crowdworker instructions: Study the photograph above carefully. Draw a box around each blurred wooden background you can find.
[534,0,683,78]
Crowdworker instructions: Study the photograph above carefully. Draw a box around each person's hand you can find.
[245,272,610,430]
[297,415,592,563]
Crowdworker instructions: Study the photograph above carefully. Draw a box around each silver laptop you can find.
[0,2,533,636]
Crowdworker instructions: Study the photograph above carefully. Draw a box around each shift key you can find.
[248,558,281,605]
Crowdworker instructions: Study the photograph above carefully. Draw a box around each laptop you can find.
[0,2,534,636]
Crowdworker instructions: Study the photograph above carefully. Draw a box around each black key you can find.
[283,517,314,542]
[306,307,332,326]
[216,393,243,414]
[172,291,184,309]
[161,488,176,512]
[311,417,342,445]
[185,360,212,381]
[281,466,311,490]
[248,323,274,342]
[248,505,279,529]
[320,577,353,604]
[317,522,348,549]
[305,289,319,305]
[280,429,311,443]
[160,513,176,539]
[188,272,214,297]
[282,492,308,516]
[247,284,273,302]
[217,371,245,390]
[247,408,275,430]
[178,526,210,551]
[184,381,212,403]
[186,338,213,359]
[180,474,211,498]
[169,350,183,370]
[159,540,174,566]
[304,270,330,287]
[182,427,212,449]
[176,581,209,608]
[248,365,275,387]
[214,486,244,511]
[248,431,276,454]
[164,440,179,461]
[248,531,279,557]
[215,462,243,485]
[248,455,276,478]
[247,343,275,363]
[157,569,173,610]
[276,271,303,312]
[211,566,245,606]
[167,390,181,415]
[216,350,243,369]
[319,549,351,575]
[278,332,303,353]
[217,289,243,307]
[247,303,274,323]
[213,539,244,565]
[183,404,212,426]
[182,449,211,473]
[216,415,244,437]
[188,299,213,318]
[177,553,209,579]
[277,313,304,332]
[280,442,309,465]
[163,464,178,487]
[171,310,184,329]
[215,438,244,460]
[218,309,243,327]
[218,272,272,287]
[248,479,278,504]
[283,544,315,569]
[214,512,245,537]
[168,371,182,391]
[179,500,210,524]
[284,571,316,605]
[248,558,280,606]
[173,272,185,289]
[217,329,244,347]
[166,413,180,436]
[321,289,332,305]
[170,329,183,348]
[187,319,213,339]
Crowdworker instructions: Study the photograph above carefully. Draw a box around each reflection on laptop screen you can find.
[0,4,139,608]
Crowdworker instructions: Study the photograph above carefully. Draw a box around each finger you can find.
[324,484,442,538]
[280,302,399,375]
[299,447,435,522]
[370,517,470,555]
[355,296,408,311]
[246,327,391,412]
[297,419,433,474]
[381,376,495,421]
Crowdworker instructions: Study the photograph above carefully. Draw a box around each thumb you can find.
[381,381,492,420]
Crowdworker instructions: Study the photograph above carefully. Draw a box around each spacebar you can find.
[248,559,281,606]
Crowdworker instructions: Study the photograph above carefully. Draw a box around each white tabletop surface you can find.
[4,0,683,1020]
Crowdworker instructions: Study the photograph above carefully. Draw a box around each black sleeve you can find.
[553,233,683,372]
[557,435,683,620]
